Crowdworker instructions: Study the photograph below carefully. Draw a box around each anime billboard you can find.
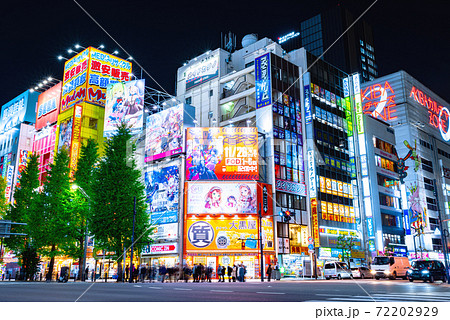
[187,182,257,214]
[145,104,183,162]
[185,127,258,181]
[145,159,180,225]
[57,117,73,152]
[104,79,145,137]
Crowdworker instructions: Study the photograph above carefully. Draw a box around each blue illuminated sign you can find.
[255,53,272,109]
[304,84,312,124]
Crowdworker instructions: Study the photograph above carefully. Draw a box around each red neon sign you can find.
[409,86,449,135]
[362,81,397,121]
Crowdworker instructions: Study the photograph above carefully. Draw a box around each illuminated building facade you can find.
[54,47,132,174]
[0,90,39,203]
[361,70,450,261]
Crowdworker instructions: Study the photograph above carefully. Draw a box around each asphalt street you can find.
[0,278,449,302]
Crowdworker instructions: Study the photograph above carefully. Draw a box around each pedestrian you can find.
[206,265,212,282]
[133,265,139,283]
[266,264,272,282]
[85,267,89,281]
[232,264,237,282]
[227,265,233,282]
[217,265,222,282]
[200,263,205,282]
[238,264,245,282]
[159,264,167,283]
[220,265,226,282]
[125,265,129,282]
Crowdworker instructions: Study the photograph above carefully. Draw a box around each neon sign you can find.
[362,81,397,121]
[409,86,450,141]
[278,31,300,44]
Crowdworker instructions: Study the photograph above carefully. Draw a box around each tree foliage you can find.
[71,138,99,279]
[336,234,357,268]
[3,154,41,280]
[90,123,150,280]
[36,147,74,280]
[0,176,8,218]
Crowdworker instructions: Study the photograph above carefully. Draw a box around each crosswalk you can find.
[313,293,450,302]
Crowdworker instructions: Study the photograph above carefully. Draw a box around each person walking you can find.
[206,265,213,282]
[217,265,222,282]
[227,265,232,282]
[159,264,167,283]
[238,264,244,282]
[266,264,272,282]
[200,264,206,282]
[220,265,226,282]
[125,265,129,282]
[232,264,237,282]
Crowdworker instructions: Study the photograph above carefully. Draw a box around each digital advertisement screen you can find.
[57,117,73,152]
[187,181,257,214]
[185,127,258,181]
[145,159,180,225]
[145,104,184,162]
[104,79,145,137]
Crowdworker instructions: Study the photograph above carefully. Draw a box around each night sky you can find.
[1,0,449,107]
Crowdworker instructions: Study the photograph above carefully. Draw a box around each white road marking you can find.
[174,288,192,291]
[256,292,286,295]
[148,286,162,289]
[210,290,234,293]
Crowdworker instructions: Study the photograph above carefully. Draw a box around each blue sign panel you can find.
[404,209,411,235]
[304,84,312,124]
[367,217,374,238]
[255,53,272,109]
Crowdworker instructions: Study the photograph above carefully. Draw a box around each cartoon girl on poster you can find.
[204,186,223,213]
[238,184,256,213]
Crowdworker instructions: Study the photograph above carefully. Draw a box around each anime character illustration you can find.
[408,184,426,233]
[57,118,73,152]
[225,196,238,212]
[204,186,224,213]
[123,81,144,130]
[238,184,256,213]
[107,82,127,123]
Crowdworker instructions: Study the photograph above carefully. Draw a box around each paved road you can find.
[0,278,449,302]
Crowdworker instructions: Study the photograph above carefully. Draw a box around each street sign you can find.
[262,185,268,212]
[308,237,313,244]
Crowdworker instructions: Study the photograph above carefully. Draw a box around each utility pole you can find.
[259,203,264,282]
[129,196,137,283]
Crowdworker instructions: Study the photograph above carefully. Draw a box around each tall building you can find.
[176,34,364,277]
[54,47,132,175]
[298,6,377,82]
[33,82,61,184]
[0,90,39,203]
[360,70,450,261]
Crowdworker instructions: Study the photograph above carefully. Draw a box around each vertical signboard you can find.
[311,198,319,247]
[255,53,272,109]
[307,150,317,198]
[69,105,83,176]
[304,83,312,124]
[5,165,14,201]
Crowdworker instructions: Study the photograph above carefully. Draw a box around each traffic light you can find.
[283,210,292,223]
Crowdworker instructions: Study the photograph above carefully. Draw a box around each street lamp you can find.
[72,184,90,282]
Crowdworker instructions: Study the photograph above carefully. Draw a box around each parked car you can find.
[351,266,373,279]
[407,260,447,283]
[324,262,352,280]
[370,256,411,280]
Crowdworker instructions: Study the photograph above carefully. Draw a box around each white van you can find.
[324,262,352,280]
[371,256,411,280]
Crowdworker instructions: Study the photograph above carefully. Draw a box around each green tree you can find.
[36,147,74,281]
[71,138,99,280]
[90,123,150,281]
[336,234,357,268]
[3,154,41,280]
[0,176,9,218]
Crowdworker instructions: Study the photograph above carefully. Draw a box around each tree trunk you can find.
[117,260,123,282]
[46,244,56,281]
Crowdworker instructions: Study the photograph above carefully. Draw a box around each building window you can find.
[421,158,434,173]
[379,194,400,209]
[423,177,434,192]
[426,197,438,211]
[185,97,192,104]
